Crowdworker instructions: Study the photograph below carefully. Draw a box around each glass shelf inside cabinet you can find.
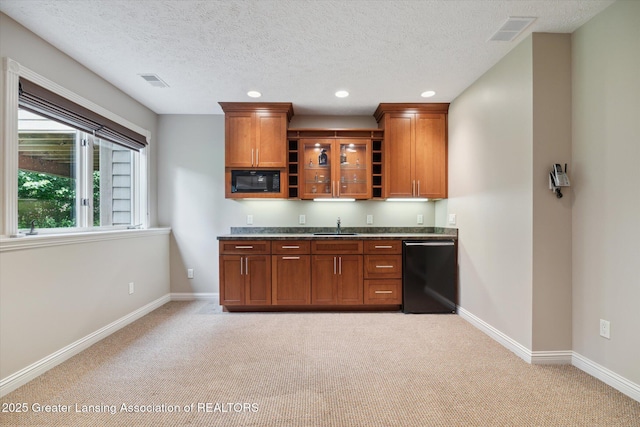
[302,140,333,198]
[338,142,368,197]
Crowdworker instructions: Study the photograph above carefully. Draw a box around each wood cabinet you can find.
[219,102,294,168]
[219,240,271,306]
[374,103,449,199]
[218,238,408,310]
[311,240,364,304]
[363,240,402,305]
[272,241,311,305]
[299,138,371,199]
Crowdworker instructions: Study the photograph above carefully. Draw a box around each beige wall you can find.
[571,0,640,384]
[446,37,534,348]
[0,14,170,387]
[0,234,170,379]
[531,33,572,351]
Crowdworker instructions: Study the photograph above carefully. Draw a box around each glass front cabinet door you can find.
[299,139,371,199]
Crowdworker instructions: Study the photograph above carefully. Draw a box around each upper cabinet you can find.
[219,102,294,168]
[374,103,449,199]
[286,129,383,200]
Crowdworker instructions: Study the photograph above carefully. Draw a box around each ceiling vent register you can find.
[139,74,169,88]
[489,17,537,42]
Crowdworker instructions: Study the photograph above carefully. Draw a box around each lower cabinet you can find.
[311,255,364,305]
[219,241,271,306]
[219,255,271,305]
[219,239,402,310]
[272,254,311,305]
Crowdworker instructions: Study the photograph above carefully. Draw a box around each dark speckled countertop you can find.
[217,227,457,240]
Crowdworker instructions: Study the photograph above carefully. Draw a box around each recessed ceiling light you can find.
[335,90,349,98]
[421,90,436,98]
[247,91,262,98]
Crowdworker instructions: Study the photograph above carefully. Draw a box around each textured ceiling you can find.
[0,0,615,115]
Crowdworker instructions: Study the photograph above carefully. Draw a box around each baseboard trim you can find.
[457,306,533,363]
[170,292,218,301]
[572,352,640,402]
[530,350,573,364]
[458,306,639,402]
[0,294,171,397]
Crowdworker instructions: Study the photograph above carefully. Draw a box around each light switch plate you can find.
[187,269,194,279]
[247,215,253,225]
[366,214,373,224]
[448,213,457,225]
[417,214,424,224]
[299,214,306,225]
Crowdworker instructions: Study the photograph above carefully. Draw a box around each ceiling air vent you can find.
[489,17,536,42]
[139,73,169,88]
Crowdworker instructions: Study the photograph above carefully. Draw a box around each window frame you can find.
[2,57,149,238]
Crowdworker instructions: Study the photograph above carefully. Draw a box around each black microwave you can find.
[231,170,280,193]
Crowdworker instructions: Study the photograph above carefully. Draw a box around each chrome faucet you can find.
[336,217,341,234]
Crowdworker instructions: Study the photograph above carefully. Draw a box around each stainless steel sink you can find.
[312,232,358,236]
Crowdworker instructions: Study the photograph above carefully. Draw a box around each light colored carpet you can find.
[1,301,638,426]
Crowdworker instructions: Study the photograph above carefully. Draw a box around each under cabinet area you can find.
[218,238,403,311]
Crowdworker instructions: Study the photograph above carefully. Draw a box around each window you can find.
[18,110,137,229]
[2,58,148,237]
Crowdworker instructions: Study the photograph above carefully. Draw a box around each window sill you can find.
[0,228,171,252]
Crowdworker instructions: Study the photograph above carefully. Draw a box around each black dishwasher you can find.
[402,240,457,313]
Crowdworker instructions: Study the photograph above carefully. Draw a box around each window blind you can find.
[18,77,147,151]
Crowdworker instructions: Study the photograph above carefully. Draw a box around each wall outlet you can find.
[448,213,457,225]
[299,214,306,225]
[599,319,610,339]
[246,214,253,225]
[366,214,373,225]
[187,268,194,279]
[417,214,424,224]
[128,282,134,295]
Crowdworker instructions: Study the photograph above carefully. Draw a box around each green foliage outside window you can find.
[18,170,100,228]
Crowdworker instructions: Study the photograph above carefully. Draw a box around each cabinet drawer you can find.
[272,240,310,254]
[364,255,402,279]
[363,240,402,254]
[219,240,271,255]
[364,280,402,305]
[311,240,363,255]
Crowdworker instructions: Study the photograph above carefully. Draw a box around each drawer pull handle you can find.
[235,245,254,249]
[281,245,300,249]
[374,245,393,249]
[375,265,394,269]
[282,256,300,260]
[374,290,393,294]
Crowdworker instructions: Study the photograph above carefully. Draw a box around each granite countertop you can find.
[217,227,458,240]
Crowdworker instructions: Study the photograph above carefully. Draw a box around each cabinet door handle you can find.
[412,180,416,197]
[251,149,254,167]
[282,256,300,260]
[374,290,393,294]
[256,149,259,166]
[374,245,393,249]
[281,245,300,249]
[235,246,254,249]
[339,257,342,275]
[240,257,243,275]
[375,265,394,269]
[417,180,420,197]
[245,257,249,275]
[333,256,337,274]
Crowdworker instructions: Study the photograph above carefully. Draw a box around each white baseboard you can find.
[170,292,218,301]
[0,294,170,397]
[458,306,639,402]
[457,306,533,363]
[572,352,640,402]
